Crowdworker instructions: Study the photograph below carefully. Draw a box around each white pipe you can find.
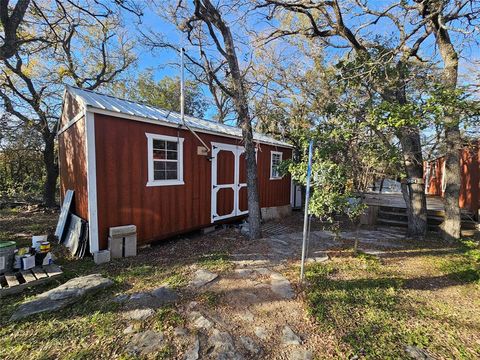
[181,47,185,125]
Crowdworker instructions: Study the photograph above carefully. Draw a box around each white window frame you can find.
[146,133,184,187]
[270,151,283,180]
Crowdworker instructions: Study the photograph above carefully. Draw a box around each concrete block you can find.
[261,205,292,221]
[124,234,137,257]
[93,250,111,264]
[201,226,217,235]
[109,225,136,238]
[108,236,123,258]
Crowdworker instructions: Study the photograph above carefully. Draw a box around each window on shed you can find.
[146,133,184,186]
[270,151,283,179]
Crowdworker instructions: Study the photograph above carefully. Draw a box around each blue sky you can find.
[124,2,479,122]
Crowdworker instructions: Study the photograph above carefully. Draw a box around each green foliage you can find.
[130,71,208,118]
[284,137,365,222]
[198,252,233,272]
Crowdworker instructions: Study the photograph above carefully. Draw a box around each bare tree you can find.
[0,1,135,206]
[259,0,434,238]
[0,0,30,60]
[169,0,262,239]
[414,0,480,240]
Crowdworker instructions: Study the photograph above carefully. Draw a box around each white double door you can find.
[211,142,249,222]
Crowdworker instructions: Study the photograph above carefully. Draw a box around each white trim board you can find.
[85,110,99,253]
[57,112,84,136]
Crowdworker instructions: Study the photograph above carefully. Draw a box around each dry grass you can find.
[1,207,479,359]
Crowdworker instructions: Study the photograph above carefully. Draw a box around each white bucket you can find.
[32,235,47,251]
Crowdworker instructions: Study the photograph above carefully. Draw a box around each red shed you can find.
[424,143,480,215]
[58,86,293,253]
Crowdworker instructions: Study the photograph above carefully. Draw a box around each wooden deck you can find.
[361,193,446,212]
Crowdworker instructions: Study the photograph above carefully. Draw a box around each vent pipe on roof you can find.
[180,47,185,125]
[179,47,211,155]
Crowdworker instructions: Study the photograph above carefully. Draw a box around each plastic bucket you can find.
[0,241,16,274]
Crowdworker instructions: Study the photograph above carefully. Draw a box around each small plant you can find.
[154,307,183,331]
[199,252,233,272]
[199,291,221,308]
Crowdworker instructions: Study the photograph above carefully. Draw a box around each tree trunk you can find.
[398,128,428,238]
[192,0,262,239]
[442,125,461,240]
[438,40,461,241]
[42,133,58,207]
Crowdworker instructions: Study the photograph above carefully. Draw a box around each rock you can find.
[255,268,273,276]
[10,274,113,321]
[189,311,214,330]
[190,269,218,287]
[208,329,239,359]
[290,348,313,360]
[174,327,188,336]
[238,310,254,322]
[404,345,433,360]
[185,335,200,360]
[123,308,155,321]
[123,325,137,334]
[187,301,198,310]
[270,272,294,299]
[127,330,165,355]
[239,336,260,355]
[151,285,179,303]
[234,268,254,278]
[113,294,129,303]
[282,326,301,345]
[306,252,329,263]
[254,326,268,340]
[127,285,179,309]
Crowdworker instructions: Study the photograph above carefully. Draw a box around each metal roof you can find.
[66,85,292,148]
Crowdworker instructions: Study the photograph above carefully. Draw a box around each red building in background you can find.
[424,143,479,215]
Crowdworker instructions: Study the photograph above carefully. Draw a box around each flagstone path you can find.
[123,225,407,359]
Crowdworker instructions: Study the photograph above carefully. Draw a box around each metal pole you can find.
[300,140,313,281]
[180,47,185,125]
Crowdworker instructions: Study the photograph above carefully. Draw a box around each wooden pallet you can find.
[0,264,63,297]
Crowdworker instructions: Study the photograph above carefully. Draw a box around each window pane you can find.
[154,161,166,171]
[166,170,178,180]
[153,140,165,150]
[166,162,177,171]
[153,149,166,160]
[154,170,166,180]
[166,151,178,160]
[166,141,178,151]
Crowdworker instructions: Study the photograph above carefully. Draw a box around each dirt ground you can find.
[0,208,479,359]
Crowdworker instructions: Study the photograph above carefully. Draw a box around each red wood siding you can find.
[94,113,292,249]
[425,146,479,213]
[58,118,89,220]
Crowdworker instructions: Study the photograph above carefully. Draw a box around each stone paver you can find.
[208,329,240,359]
[185,335,200,360]
[189,311,214,330]
[282,326,302,345]
[240,336,261,355]
[190,269,218,287]
[270,272,294,299]
[127,330,165,355]
[123,308,155,321]
[290,348,313,360]
[10,274,113,321]
[254,326,268,340]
